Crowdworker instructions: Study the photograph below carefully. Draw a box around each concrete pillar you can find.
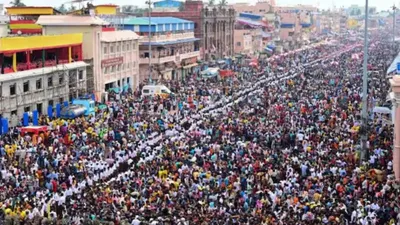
[390,76,400,180]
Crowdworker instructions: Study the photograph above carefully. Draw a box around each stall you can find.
[219,70,234,79]
[201,67,220,78]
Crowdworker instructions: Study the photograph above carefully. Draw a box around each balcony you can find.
[140,32,195,43]
[139,51,200,65]
[177,51,200,61]
[140,55,176,64]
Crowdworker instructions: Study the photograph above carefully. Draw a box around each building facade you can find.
[0,32,87,118]
[100,30,140,92]
[37,15,141,101]
[147,0,235,60]
[202,6,235,60]
[233,20,264,55]
[123,17,200,82]
[0,62,87,119]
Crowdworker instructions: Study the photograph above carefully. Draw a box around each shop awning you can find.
[236,18,266,28]
[183,63,198,69]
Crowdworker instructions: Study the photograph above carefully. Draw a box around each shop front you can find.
[180,56,199,81]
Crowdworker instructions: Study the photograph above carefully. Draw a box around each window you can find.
[59,75,64,84]
[36,78,42,90]
[9,84,16,96]
[194,23,197,29]
[132,43,136,50]
[122,43,126,52]
[236,42,241,46]
[23,81,29,92]
[126,44,130,51]
[11,110,17,116]
[117,65,120,71]
[24,106,30,112]
[103,46,108,54]
[48,100,54,107]
[132,62,136,68]
[59,97,64,104]
[48,76,53,87]
[111,66,116,72]
[289,32,294,36]
[126,63,130,69]
[110,45,115,53]
[36,103,42,114]
[143,89,150,94]
[117,45,120,52]
[78,70,83,80]
[104,67,109,74]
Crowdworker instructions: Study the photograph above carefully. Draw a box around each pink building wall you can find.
[390,77,400,180]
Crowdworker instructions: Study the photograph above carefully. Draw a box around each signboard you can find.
[397,62,400,74]
[182,56,197,66]
[101,57,123,67]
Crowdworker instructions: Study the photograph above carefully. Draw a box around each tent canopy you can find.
[387,52,400,75]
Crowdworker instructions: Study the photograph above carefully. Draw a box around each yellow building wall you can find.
[95,5,117,15]
[0,33,83,53]
[6,7,54,15]
[9,24,42,30]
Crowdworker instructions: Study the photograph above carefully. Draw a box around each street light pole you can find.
[360,0,369,162]
[146,0,153,84]
[393,5,397,55]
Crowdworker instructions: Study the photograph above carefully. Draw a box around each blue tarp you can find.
[267,45,276,50]
[387,52,400,75]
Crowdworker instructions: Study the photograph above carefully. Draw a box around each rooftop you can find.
[0,61,88,83]
[36,15,109,26]
[101,30,141,42]
[124,17,194,25]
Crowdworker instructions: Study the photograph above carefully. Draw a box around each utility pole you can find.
[393,5,397,57]
[360,0,369,162]
[146,0,153,84]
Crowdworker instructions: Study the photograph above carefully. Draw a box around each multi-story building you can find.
[5,6,60,35]
[234,14,264,55]
[146,0,235,60]
[37,15,141,101]
[0,33,87,118]
[275,5,318,49]
[123,17,200,82]
[100,30,140,92]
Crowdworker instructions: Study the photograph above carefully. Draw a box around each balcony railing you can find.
[139,51,200,65]
[139,55,176,64]
[140,32,195,43]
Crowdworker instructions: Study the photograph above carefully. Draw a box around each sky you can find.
[1,0,394,11]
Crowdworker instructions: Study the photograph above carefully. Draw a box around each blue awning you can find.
[239,13,262,20]
[387,52,400,75]
[265,47,273,52]
[301,23,312,28]
[281,23,295,28]
[141,37,200,46]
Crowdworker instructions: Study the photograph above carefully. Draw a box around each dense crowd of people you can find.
[0,31,399,225]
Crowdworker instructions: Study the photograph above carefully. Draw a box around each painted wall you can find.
[100,39,140,90]
[230,2,272,16]
[42,25,103,94]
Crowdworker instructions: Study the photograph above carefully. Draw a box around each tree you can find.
[57,4,67,13]
[219,0,227,8]
[9,0,25,7]
[208,0,215,6]
[122,5,134,13]
[178,3,184,12]
[68,5,77,12]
